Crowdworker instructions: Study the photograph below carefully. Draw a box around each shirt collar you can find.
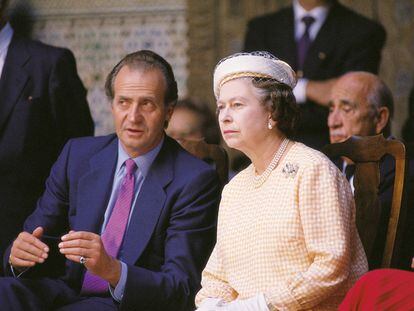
[293,0,330,25]
[116,135,164,177]
[0,22,13,54]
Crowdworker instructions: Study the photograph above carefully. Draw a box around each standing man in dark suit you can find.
[328,71,413,270]
[0,50,220,311]
[244,0,386,149]
[0,0,94,261]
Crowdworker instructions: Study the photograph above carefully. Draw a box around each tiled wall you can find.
[9,0,414,137]
[10,0,187,135]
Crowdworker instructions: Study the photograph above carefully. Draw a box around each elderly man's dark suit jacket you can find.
[244,1,386,149]
[0,33,94,260]
[2,134,220,311]
[334,155,414,270]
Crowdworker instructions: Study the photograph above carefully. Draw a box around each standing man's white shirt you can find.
[0,22,13,78]
[292,0,329,103]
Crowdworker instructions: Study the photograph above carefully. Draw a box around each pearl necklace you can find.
[253,138,289,188]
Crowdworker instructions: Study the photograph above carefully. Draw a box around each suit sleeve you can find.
[2,140,73,275]
[22,140,72,236]
[48,48,94,148]
[120,168,220,311]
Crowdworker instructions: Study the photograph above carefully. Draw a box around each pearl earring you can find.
[268,120,273,130]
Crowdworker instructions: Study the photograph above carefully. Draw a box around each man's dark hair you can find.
[105,50,178,106]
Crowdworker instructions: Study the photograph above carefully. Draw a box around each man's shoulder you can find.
[248,6,292,27]
[163,137,215,173]
[70,133,115,144]
[114,137,219,198]
[330,2,384,33]
[66,134,117,157]
[11,35,75,62]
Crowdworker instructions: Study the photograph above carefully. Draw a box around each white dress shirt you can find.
[292,0,329,103]
[0,22,13,79]
[342,162,356,194]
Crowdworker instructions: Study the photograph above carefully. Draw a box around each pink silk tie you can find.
[81,158,137,294]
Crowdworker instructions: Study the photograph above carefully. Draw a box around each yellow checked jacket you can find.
[196,142,367,310]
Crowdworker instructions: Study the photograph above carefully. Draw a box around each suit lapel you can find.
[122,138,174,264]
[0,36,30,132]
[304,4,339,74]
[75,137,118,233]
[279,7,297,70]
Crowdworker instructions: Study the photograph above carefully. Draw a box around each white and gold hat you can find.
[213,51,297,98]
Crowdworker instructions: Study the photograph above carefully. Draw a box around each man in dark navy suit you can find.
[244,0,386,149]
[0,49,220,311]
[0,0,94,261]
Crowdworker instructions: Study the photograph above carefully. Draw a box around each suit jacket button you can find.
[318,52,326,60]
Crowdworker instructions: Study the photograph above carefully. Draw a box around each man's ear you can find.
[375,107,390,134]
[164,103,175,129]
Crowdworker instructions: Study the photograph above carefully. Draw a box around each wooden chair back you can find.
[322,134,405,268]
[178,139,229,189]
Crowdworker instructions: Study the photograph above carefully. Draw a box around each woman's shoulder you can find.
[288,142,338,171]
[286,143,349,193]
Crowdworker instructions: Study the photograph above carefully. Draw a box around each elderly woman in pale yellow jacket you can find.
[195,52,367,311]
